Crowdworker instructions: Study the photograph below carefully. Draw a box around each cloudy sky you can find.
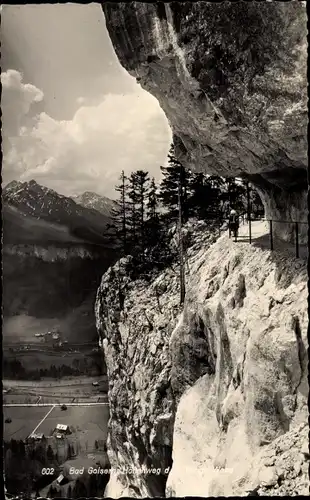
[1,3,172,198]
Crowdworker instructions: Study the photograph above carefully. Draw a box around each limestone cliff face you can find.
[103,2,307,240]
[95,222,308,497]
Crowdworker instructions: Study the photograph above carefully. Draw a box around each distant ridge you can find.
[72,191,116,217]
[3,179,112,246]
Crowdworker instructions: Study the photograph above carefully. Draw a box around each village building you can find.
[54,424,70,435]
[32,432,44,440]
[56,473,67,485]
[27,432,46,442]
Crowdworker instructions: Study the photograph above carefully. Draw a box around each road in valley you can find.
[3,376,107,388]
[3,375,109,405]
[4,402,109,407]
[29,404,56,436]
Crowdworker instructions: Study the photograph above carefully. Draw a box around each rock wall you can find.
[95,222,308,497]
[103,2,308,240]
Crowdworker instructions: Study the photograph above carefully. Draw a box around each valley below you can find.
[2,180,115,499]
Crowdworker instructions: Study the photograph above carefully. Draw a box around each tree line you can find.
[107,143,264,297]
[47,473,109,499]
[4,435,106,497]
[3,351,104,380]
[108,145,263,253]
[4,438,60,495]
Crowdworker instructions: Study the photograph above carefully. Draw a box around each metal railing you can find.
[243,217,307,259]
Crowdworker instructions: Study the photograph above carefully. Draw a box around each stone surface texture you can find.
[95,221,308,497]
[102,2,308,240]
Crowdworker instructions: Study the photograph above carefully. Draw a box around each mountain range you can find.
[3,180,114,247]
[2,179,117,325]
[71,191,116,217]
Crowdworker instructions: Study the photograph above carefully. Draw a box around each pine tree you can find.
[89,473,98,497]
[240,179,264,218]
[222,178,246,215]
[188,173,225,222]
[147,177,158,221]
[47,445,54,462]
[127,170,150,259]
[178,179,186,305]
[18,439,26,458]
[107,170,129,254]
[73,479,87,498]
[145,177,160,248]
[159,144,191,222]
[188,172,206,219]
[127,174,138,250]
[144,177,174,270]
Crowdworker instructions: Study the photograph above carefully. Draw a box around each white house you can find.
[55,423,70,434]
[29,432,44,440]
[56,473,66,485]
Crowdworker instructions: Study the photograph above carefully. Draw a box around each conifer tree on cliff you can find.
[188,173,224,221]
[107,170,128,254]
[159,144,191,222]
[147,177,158,221]
[178,177,186,305]
[145,177,160,248]
[220,178,246,217]
[239,179,264,218]
[144,176,174,268]
[127,170,150,260]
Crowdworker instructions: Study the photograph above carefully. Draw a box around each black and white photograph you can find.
[1,2,308,499]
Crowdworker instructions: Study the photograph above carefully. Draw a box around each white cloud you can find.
[76,96,85,106]
[2,70,172,198]
[1,69,43,137]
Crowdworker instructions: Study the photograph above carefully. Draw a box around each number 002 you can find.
[42,468,55,475]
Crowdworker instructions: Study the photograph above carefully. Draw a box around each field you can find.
[3,375,109,404]
[3,347,100,373]
[4,403,110,497]
[2,305,98,346]
[37,405,109,444]
[3,406,51,441]
[3,309,104,374]
[3,404,110,445]
[3,315,60,345]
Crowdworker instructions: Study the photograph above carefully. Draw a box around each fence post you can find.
[249,217,252,244]
[246,182,252,244]
[295,222,299,258]
[269,220,273,250]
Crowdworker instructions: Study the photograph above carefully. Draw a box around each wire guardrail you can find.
[81,215,307,295]
[232,216,307,259]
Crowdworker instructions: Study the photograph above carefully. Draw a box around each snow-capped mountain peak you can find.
[71,191,116,217]
[3,180,111,246]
